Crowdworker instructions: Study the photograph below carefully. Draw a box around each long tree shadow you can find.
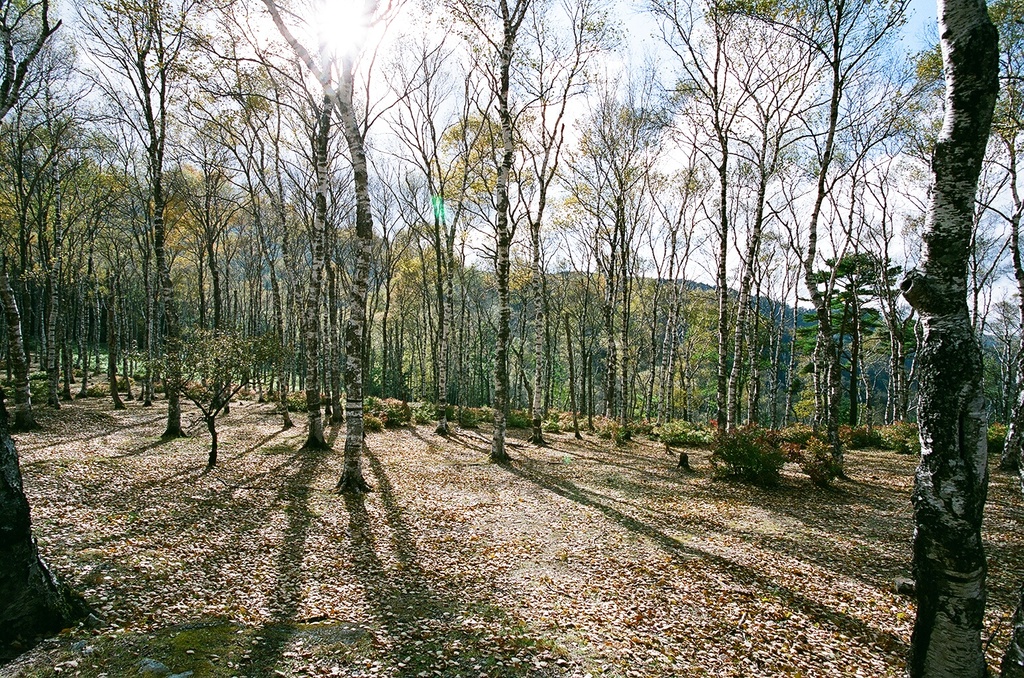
[18,411,168,455]
[241,448,332,677]
[501,457,909,659]
[551,436,919,594]
[337,446,573,677]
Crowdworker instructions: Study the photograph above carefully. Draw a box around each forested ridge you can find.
[0,0,1022,674]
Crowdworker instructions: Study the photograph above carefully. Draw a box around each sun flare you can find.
[316,0,370,55]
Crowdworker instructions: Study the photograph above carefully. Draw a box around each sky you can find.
[902,0,938,54]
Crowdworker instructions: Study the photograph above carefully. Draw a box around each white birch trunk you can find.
[902,0,998,672]
[301,96,331,451]
[0,271,34,430]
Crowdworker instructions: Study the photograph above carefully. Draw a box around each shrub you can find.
[286,390,308,413]
[710,426,785,487]
[542,415,561,433]
[593,417,631,444]
[507,409,532,429]
[780,442,804,463]
[458,407,481,428]
[377,398,411,427]
[361,397,411,427]
[878,422,920,455]
[656,420,715,448]
[989,422,1008,456]
[363,413,384,432]
[779,423,815,447]
[77,375,132,399]
[839,425,883,450]
[800,437,842,487]
[630,420,655,437]
[412,402,434,425]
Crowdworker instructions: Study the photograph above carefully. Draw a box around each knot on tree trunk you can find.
[900,270,942,315]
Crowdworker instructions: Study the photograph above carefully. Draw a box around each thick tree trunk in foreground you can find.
[0,393,88,642]
[901,0,998,674]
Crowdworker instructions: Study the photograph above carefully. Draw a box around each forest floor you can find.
[0,397,1022,678]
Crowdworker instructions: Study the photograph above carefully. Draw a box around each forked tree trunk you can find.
[434,204,451,436]
[727,172,767,429]
[0,394,88,642]
[257,200,292,429]
[901,0,998,674]
[715,149,729,432]
[0,271,35,430]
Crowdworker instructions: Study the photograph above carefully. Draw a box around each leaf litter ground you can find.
[1,398,1021,677]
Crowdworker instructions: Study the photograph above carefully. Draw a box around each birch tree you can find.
[899,0,998,672]
[0,0,92,642]
[450,0,532,461]
[80,0,199,439]
[261,0,392,491]
[518,0,608,444]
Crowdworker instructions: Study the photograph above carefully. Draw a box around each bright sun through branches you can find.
[316,0,371,55]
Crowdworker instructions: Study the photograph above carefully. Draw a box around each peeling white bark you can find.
[902,0,999,674]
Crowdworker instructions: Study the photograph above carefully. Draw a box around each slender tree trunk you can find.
[603,269,617,419]
[849,290,861,426]
[335,59,373,492]
[46,197,60,410]
[206,414,218,469]
[259,211,292,429]
[0,271,35,430]
[1003,158,1024,471]
[901,0,998,673]
[76,280,88,399]
[327,260,343,425]
[155,171,183,438]
[530,221,546,445]
[433,202,451,435]
[300,97,332,450]
[61,338,72,401]
[565,314,581,439]
[489,4,525,464]
[715,148,729,432]
[107,286,125,411]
